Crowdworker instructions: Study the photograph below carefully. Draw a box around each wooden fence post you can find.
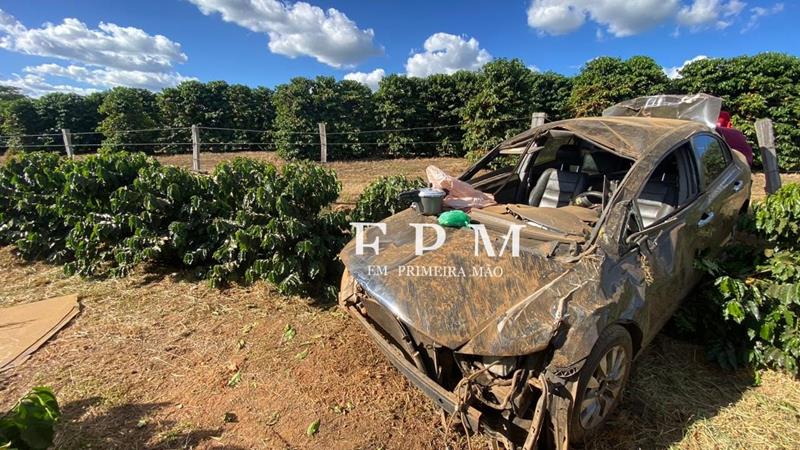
[191,125,200,172]
[755,118,781,195]
[61,128,74,159]
[531,112,547,128]
[318,122,327,163]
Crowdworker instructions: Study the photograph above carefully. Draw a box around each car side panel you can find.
[638,201,706,345]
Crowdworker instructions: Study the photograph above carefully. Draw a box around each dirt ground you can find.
[2,250,799,450]
[2,154,800,449]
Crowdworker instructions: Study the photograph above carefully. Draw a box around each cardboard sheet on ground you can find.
[0,294,79,372]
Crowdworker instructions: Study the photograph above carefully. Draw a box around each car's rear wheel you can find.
[568,325,632,443]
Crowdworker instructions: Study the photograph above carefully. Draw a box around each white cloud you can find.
[0,14,186,72]
[526,0,779,36]
[344,68,385,91]
[527,0,681,37]
[663,55,708,79]
[0,9,191,96]
[0,73,99,97]
[677,0,746,30]
[346,34,492,88]
[188,0,381,68]
[743,3,784,32]
[0,9,25,35]
[527,1,586,35]
[405,33,492,78]
[23,63,195,92]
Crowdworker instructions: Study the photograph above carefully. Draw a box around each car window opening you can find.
[628,143,700,235]
[462,132,636,255]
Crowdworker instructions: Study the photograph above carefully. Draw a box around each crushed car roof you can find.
[499,116,710,160]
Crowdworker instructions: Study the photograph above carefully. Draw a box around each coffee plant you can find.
[64,162,212,277]
[0,387,60,450]
[203,158,348,296]
[0,151,154,263]
[1,152,348,298]
[674,183,800,374]
[351,175,425,222]
[754,183,800,248]
[0,152,66,260]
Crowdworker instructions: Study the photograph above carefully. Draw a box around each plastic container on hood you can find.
[417,187,446,216]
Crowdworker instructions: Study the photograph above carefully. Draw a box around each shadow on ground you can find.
[587,334,754,449]
[56,397,246,450]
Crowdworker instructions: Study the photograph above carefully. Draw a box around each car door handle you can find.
[732,180,744,192]
[698,211,715,227]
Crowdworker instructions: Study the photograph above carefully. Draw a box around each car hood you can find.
[340,208,578,354]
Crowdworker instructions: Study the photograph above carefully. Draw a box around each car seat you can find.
[528,145,589,208]
[636,179,679,227]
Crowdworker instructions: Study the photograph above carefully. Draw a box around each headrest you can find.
[582,152,617,173]
[556,145,583,169]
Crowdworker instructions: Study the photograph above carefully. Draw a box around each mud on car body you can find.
[339,102,751,449]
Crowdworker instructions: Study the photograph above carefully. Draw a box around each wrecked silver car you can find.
[339,111,751,448]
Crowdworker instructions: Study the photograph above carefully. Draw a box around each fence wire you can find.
[0,115,539,166]
[0,115,533,142]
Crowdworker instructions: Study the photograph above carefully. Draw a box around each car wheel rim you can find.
[579,345,627,430]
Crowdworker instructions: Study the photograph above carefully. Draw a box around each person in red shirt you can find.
[716,111,754,165]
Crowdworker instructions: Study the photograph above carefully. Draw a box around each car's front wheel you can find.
[568,325,632,443]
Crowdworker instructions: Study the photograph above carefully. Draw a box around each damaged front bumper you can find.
[344,303,484,431]
[342,299,577,449]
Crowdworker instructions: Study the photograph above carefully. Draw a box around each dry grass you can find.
[1,247,798,449]
[152,151,469,203]
[590,338,800,450]
[750,172,800,202]
[0,249,472,449]
[1,152,799,449]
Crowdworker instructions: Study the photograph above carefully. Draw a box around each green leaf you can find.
[760,321,777,341]
[282,324,296,343]
[306,419,320,437]
[227,371,242,387]
[724,301,746,323]
[0,387,60,450]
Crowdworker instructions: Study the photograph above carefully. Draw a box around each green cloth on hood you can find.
[437,210,470,228]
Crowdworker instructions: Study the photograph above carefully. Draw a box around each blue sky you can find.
[0,0,795,96]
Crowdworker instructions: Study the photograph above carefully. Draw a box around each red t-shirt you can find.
[716,127,753,166]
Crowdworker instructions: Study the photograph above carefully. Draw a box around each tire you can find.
[568,325,633,443]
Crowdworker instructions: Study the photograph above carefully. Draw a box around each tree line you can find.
[1,52,799,168]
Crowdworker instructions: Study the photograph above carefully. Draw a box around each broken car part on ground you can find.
[339,95,752,449]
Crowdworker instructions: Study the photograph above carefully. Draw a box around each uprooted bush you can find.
[673,183,800,375]
[351,175,426,222]
[0,151,348,298]
[0,387,60,450]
